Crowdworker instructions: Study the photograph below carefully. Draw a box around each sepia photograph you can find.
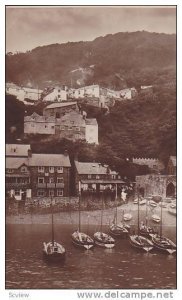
[5,4,177,293]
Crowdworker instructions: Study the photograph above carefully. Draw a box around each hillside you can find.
[6,31,176,90]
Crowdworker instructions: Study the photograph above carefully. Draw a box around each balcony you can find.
[37,183,46,188]
[47,183,55,188]
[6,182,30,189]
[56,183,64,188]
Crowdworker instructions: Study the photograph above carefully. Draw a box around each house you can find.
[43,102,78,118]
[6,157,31,200]
[118,88,138,100]
[132,158,165,174]
[28,151,71,198]
[85,119,98,144]
[42,86,67,102]
[24,110,99,144]
[6,144,31,157]
[167,156,176,175]
[75,161,124,197]
[6,83,43,102]
[24,112,56,135]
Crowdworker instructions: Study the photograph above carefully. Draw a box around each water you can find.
[6,223,176,289]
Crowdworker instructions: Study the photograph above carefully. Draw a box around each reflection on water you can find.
[6,224,176,289]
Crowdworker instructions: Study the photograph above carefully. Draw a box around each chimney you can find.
[64,149,68,157]
[28,149,32,158]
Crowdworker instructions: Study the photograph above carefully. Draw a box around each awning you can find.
[81,180,125,184]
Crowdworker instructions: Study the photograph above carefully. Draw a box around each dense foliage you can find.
[6,31,176,90]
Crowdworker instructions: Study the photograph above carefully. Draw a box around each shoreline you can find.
[6,202,176,228]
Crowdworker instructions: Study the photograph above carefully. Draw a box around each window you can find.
[49,177,54,183]
[57,189,63,196]
[37,189,45,197]
[49,167,54,173]
[38,177,44,183]
[38,166,44,173]
[57,177,64,183]
[15,190,20,196]
[58,95,60,98]
[21,166,27,172]
[88,174,92,179]
[96,175,100,179]
[7,169,13,173]
[68,126,72,130]
[75,127,80,131]
[58,89,60,92]
[111,175,116,179]
[45,125,47,128]
[57,167,63,173]
[49,190,54,197]
[51,126,54,129]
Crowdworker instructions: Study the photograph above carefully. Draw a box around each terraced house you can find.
[5,144,71,200]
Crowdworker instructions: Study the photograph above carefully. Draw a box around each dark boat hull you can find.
[43,250,66,262]
[151,235,176,254]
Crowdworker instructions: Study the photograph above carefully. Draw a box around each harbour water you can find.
[6,222,176,289]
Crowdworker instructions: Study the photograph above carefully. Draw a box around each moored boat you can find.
[151,234,176,254]
[71,231,94,250]
[94,232,115,248]
[152,214,161,223]
[43,198,66,262]
[129,235,153,252]
[43,241,66,262]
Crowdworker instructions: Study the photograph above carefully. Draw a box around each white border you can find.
[1,1,180,300]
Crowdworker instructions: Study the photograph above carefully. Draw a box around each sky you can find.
[6,6,176,53]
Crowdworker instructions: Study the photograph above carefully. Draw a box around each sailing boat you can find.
[94,194,115,248]
[150,198,176,254]
[109,184,129,238]
[139,199,157,238]
[71,182,94,250]
[43,198,66,262]
[129,191,153,252]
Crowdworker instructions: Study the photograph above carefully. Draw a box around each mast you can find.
[51,197,54,245]
[160,198,163,238]
[146,199,148,227]
[101,196,103,232]
[115,183,118,225]
[78,181,81,232]
[137,188,139,235]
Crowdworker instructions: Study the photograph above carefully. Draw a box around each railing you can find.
[6,182,30,188]
[47,183,56,188]
[37,183,46,188]
[56,183,64,188]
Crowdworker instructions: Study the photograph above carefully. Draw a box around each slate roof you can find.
[6,157,29,169]
[44,102,77,110]
[6,144,31,157]
[75,161,117,175]
[29,153,71,167]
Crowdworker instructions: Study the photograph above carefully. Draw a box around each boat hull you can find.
[71,232,94,250]
[151,235,176,254]
[94,232,115,248]
[43,242,66,262]
[109,225,128,238]
[129,235,153,252]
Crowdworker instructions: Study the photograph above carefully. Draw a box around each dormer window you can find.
[38,166,44,173]
[21,166,27,172]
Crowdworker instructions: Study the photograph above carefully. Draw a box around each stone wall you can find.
[135,175,176,198]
